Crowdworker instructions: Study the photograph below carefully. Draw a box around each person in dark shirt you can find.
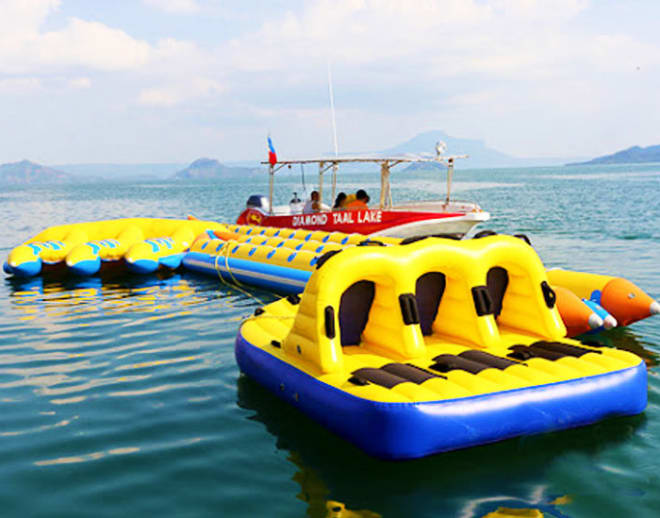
[333,192,347,210]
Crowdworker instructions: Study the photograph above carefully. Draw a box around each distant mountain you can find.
[56,162,186,180]
[0,160,74,184]
[569,145,660,166]
[382,130,513,169]
[173,158,259,180]
[378,130,582,170]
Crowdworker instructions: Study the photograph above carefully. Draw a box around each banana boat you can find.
[236,235,646,459]
[5,219,657,335]
[3,218,226,278]
[184,225,657,336]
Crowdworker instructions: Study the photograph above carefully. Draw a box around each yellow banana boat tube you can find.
[184,225,657,336]
[4,218,228,278]
[236,235,646,459]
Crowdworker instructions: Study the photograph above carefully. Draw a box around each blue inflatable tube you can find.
[184,251,311,294]
[236,331,647,460]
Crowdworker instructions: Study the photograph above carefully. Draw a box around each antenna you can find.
[328,61,339,156]
[327,62,339,202]
[327,62,339,157]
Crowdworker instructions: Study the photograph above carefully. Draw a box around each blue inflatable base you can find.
[159,253,184,270]
[126,259,158,274]
[184,252,310,294]
[236,332,647,460]
[3,259,42,278]
[68,258,101,277]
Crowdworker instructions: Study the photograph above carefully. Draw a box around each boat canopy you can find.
[260,149,468,213]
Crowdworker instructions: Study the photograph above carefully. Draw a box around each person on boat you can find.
[303,191,321,213]
[289,191,304,213]
[333,192,347,210]
[346,189,370,210]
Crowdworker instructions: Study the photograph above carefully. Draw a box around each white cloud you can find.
[68,77,92,89]
[143,0,200,14]
[0,0,60,37]
[137,88,178,106]
[0,76,42,93]
[37,18,151,70]
[1,0,659,162]
[212,0,660,157]
[221,0,658,83]
[138,77,225,106]
[0,1,150,73]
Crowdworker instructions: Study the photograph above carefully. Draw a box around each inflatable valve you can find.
[553,285,603,337]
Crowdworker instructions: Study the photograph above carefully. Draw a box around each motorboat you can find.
[236,146,489,238]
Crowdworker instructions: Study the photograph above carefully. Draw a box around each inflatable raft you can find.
[236,235,647,459]
[6,219,657,335]
[185,225,658,336]
[3,218,226,278]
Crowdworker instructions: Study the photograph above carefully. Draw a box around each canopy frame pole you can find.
[445,158,454,205]
[331,164,338,204]
[379,162,391,209]
[268,164,275,215]
[318,162,324,206]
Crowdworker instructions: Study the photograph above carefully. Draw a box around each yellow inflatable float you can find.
[3,218,226,277]
[184,225,657,336]
[236,235,647,459]
[5,219,657,336]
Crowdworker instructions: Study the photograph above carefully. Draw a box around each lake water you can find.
[0,164,658,517]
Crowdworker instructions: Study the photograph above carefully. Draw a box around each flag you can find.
[268,136,277,165]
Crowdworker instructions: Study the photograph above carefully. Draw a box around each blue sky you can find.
[1,0,659,164]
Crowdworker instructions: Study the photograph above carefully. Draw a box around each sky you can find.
[1,0,659,164]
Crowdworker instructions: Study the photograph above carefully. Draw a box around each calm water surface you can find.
[0,164,659,517]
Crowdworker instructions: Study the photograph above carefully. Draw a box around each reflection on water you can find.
[34,445,141,466]
[236,376,643,518]
[6,271,224,322]
[324,499,381,518]
[579,328,659,369]
[0,271,268,452]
